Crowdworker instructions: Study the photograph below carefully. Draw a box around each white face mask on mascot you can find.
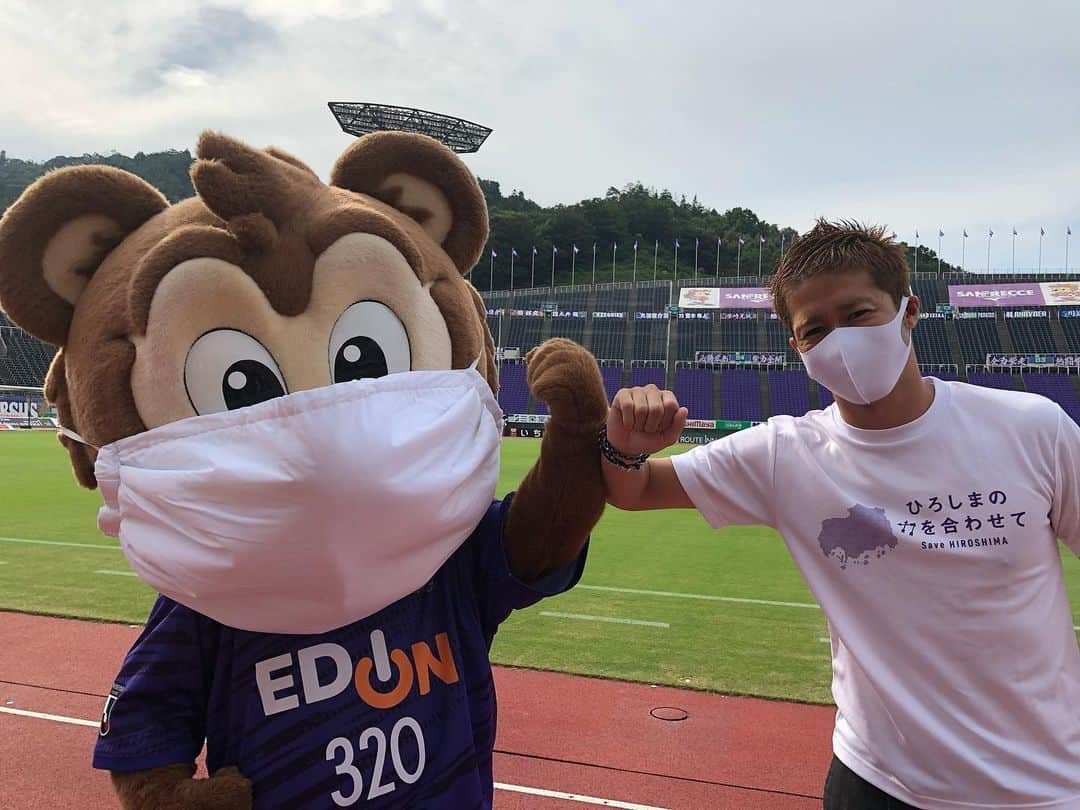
[63,366,502,635]
[799,296,912,406]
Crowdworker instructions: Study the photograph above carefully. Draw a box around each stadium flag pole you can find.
[937,230,943,273]
[1038,228,1044,272]
[489,248,496,291]
[591,242,597,286]
[674,239,680,283]
[531,246,537,288]
[780,233,785,263]
[737,238,743,277]
[653,239,659,281]
[571,244,579,285]
[612,241,617,283]
[716,237,722,277]
[962,229,968,271]
[551,245,557,289]
[758,235,765,275]
[1011,227,1017,273]
[913,229,919,275]
[510,248,516,290]
[987,228,993,272]
[694,237,699,277]
[632,241,639,282]
[1067,227,1072,273]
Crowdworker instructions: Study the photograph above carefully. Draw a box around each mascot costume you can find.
[0,131,609,808]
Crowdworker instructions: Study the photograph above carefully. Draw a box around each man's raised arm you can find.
[601,384,694,511]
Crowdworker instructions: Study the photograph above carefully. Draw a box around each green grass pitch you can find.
[1,431,1077,705]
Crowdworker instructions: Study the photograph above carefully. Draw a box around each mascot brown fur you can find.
[0,131,608,808]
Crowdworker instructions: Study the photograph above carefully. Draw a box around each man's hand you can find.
[607,384,688,457]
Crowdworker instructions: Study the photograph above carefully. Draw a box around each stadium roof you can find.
[327,102,492,153]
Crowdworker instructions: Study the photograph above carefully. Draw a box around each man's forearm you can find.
[602,456,653,510]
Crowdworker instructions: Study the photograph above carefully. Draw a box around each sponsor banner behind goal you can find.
[678,287,773,309]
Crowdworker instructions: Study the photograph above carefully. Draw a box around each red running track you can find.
[0,611,835,809]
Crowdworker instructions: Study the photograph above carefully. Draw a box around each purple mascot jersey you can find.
[94,497,586,809]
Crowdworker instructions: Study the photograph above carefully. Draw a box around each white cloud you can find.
[2,0,1078,269]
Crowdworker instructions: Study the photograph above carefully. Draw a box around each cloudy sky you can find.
[3,0,1078,270]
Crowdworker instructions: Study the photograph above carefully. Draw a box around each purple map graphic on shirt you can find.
[818,504,898,569]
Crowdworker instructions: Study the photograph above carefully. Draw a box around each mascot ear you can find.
[0,166,168,345]
[329,132,488,275]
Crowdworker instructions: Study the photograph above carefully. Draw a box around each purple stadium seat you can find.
[600,365,623,405]
[674,368,714,420]
[767,369,811,417]
[720,369,762,421]
[497,364,530,415]
[966,371,1017,391]
[630,367,666,389]
[1022,374,1080,423]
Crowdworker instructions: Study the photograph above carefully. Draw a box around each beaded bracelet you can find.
[597,424,650,470]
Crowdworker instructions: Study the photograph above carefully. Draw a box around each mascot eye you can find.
[329,301,411,384]
[184,329,287,415]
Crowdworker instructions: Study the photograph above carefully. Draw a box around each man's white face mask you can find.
[799,296,913,406]
[61,366,503,635]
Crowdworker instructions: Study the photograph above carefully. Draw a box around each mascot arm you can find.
[504,338,609,582]
[111,765,252,810]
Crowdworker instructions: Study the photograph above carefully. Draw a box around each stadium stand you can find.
[1021,373,1080,422]
[719,368,763,421]
[768,369,812,417]
[674,367,714,420]
[5,274,1080,425]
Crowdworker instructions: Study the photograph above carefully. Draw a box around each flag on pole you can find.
[572,244,579,254]
[633,241,638,251]
[1069,227,1073,236]
[490,249,497,258]
[915,229,920,240]
[717,237,722,246]
[552,245,558,253]
[963,229,968,238]
[989,229,994,237]
[532,246,538,255]
[695,237,699,246]
[938,229,944,237]
[1040,227,1045,237]
[512,248,518,257]
[675,239,680,248]
[738,237,745,245]
[759,235,766,244]
[1013,228,1018,236]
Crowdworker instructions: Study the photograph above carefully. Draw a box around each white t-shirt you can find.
[671,379,1080,810]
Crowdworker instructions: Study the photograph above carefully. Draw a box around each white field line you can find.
[0,536,119,551]
[0,706,98,728]
[539,611,669,628]
[579,584,820,610]
[94,570,136,577]
[0,705,667,809]
[493,782,668,809]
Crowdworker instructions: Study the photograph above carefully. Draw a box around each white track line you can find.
[494,782,668,809]
[0,706,98,728]
[539,611,669,628]
[94,569,136,577]
[579,584,820,610]
[0,705,666,809]
[0,536,119,551]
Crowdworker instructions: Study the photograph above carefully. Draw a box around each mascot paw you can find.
[526,338,608,428]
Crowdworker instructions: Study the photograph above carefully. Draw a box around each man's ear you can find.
[329,132,488,275]
[0,166,168,345]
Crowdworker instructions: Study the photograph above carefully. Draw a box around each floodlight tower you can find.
[328,102,492,153]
